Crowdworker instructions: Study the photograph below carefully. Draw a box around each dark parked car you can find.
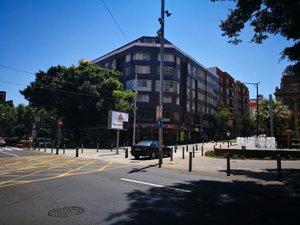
[130,140,172,159]
[0,137,6,147]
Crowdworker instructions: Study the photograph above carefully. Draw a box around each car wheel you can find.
[134,156,140,160]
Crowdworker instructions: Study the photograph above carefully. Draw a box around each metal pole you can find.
[97,142,99,152]
[256,83,259,137]
[226,152,230,176]
[269,94,274,137]
[189,152,192,172]
[116,129,119,154]
[132,73,137,146]
[158,0,165,168]
[277,154,282,181]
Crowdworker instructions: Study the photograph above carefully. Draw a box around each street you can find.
[0,147,299,225]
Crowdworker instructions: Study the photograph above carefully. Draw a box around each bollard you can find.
[125,148,128,158]
[189,152,192,172]
[174,144,177,153]
[242,146,246,159]
[170,148,173,161]
[201,145,204,156]
[196,145,198,151]
[56,147,59,155]
[44,140,47,152]
[182,146,185,159]
[219,144,221,148]
[63,144,66,154]
[192,146,195,158]
[226,152,230,176]
[277,154,282,181]
[97,143,99,152]
[213,145,216,150]
[111,143,113,151]
[38,142,41,151]
[51,142,54,154]
[76,147,79,157]
[81,144,83,153]
[186,144,188,152]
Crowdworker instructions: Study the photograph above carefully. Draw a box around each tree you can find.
[214,105,232,139]
[0,102,16,136]
[257,99,291,139]
[213,0,300,75]
[21,62,134,143]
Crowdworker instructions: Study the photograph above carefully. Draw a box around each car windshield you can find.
[136,141,157,147]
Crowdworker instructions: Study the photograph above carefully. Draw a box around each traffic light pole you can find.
[158,0,165,167]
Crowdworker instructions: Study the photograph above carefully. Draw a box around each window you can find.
[198,93,204,101]
[191,79,195,89]
[137,80,152,91]
[155,81,178,93]
[186,101,190,112]
[163,95,172,103]
[192,91,195,99]
[112,60,116,69]
[188,63,191,74]
[158,53,174,62]
[186,88,190,98]
[176,97,180,105]
[125,67,130,75]
[157,67,173,76]
[135,65,150,74]
[191,102,195,112]
[137,94,149,102]
[104,62,109,68]
[176,57,180,65]
[133,53,150,61]
[177,69,180,79]
[125,54,131,62]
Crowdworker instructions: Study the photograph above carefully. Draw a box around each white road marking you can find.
[120,178,190,193]
[0,150,20,157]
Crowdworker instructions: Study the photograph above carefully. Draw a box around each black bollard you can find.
[189,152,192,172]
[81,144,83,153]
[56,147,59,155]
[226,152,230,176]
[174,144,177,153]
[242,146,246,159]
[38,142,41,151]
[63,144,66,154]
[51,142,53,154]
[196,145,198,151]
[182,146,185,159]
[277,154,282,181]
[201,145,204,156]
[76,147,79,157]
[219,144,221,148]
[125,148,128,158]
[186,144,188,152]
[170,148,173,161]
[97,143,99,152]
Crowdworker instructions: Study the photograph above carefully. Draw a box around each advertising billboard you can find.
[108,111,129,130]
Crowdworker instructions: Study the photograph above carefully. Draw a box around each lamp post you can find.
[157,0,171,167]
[132,73,138,145]
[242,82,260,137]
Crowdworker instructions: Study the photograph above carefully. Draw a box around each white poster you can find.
[108,111,129,130]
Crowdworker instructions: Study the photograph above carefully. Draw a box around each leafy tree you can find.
[214,105,232,139]
[257,99,291,139]
[0,102,16,136]
[21,62,134,143]
[212,0,300,75]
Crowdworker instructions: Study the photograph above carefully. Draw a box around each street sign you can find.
[108,111,129,130]
[155,119,163,129]
[226,131,231,137]
[156,106,163,121]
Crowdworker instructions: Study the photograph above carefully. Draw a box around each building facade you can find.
[93,36,219,144]
[275,73,300,139]
[208,67,249,115]
[0,91,6,102]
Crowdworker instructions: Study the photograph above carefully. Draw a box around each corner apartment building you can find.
[275,73,300,139]
[93,36,219,144]
[209,67,249,115]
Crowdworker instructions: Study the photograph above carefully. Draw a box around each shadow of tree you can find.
[105,178,300,225]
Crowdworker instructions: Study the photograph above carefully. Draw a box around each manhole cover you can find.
[48,206,84,218]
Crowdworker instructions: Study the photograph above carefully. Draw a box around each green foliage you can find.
[0,102,16,136]
[21,62,132,135]
[213,0,300,75]
[257,99,291,139]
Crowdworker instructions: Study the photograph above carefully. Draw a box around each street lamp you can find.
[242,82,260,137]
[157,0,171,167]
[132,73,138,145]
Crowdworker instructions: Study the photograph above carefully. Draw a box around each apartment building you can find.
[93,36,219,144]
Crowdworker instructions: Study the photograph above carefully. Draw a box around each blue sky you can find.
[0,0,292,105]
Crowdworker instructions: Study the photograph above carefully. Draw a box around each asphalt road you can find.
[0,148,299,225]
[0,147,46,157]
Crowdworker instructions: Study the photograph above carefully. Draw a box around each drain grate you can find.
[48,206,84,218]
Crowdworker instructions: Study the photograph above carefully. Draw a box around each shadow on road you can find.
[128,164,159,174]
[105,177,300,225]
